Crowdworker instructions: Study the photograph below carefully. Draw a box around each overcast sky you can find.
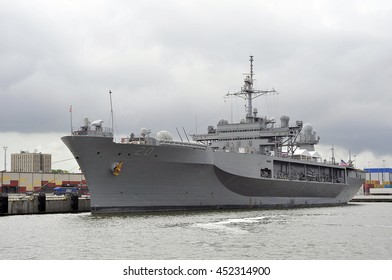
[1,0,392,171]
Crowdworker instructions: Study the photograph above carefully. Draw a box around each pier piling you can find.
[0,193,8,214]
[0,193,90,216]
[38,192,46,212]
[70,193,79,211]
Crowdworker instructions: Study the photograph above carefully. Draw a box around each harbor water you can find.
[1,202,391,260]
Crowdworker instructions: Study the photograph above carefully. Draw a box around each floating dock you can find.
[0,193,90,215]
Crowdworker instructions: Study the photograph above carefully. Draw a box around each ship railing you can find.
[120,137,147,144]
[274,171,346,183]
[158,140,207,150]
[71,127,113,137]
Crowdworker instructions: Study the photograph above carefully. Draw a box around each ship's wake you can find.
[193,216,273,234]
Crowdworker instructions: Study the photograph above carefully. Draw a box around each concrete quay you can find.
[350,195,392,203]
[0,193,90,215]
[1,193,390,216]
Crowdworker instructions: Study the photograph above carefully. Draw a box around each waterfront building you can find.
[0,171,86,193]
[11,151,52,173]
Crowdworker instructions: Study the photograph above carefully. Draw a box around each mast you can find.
[226,56,276,123]
[109,90,114,135]
[245,55,254,119]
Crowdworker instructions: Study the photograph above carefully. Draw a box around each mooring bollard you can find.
[70,193,79,211]
[38,192,46,212]
[0,193,8,214]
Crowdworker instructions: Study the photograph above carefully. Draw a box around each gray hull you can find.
[62,136,365,213]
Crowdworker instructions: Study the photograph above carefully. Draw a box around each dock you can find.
[1,193,391,216]
[350,195,392,203]
[0,193,90,215]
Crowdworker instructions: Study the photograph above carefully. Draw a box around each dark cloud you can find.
[1,0,392,169]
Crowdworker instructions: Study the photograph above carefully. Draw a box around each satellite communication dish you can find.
[91,120,104,127]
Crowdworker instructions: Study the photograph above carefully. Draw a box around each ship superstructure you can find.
[193,56,318,157]
[62,56,365,213]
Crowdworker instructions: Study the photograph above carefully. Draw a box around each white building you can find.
[11,152,52,173]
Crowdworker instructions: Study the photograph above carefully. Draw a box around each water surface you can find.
[1,203,391,259]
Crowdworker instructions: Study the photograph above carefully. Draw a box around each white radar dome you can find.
[140,128,149,137]
[302,123,313,133]
[91,119,104,127]
[156,130,173,141]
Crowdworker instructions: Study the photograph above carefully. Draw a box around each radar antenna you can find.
[226,56,277,123]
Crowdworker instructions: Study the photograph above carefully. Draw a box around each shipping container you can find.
[10,180,19,187]
[18,187,27,193]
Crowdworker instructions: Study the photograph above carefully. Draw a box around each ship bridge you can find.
[192,114,307,156]
[192,56,319,158]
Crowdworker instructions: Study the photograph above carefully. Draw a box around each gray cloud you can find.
[1,0,392,162]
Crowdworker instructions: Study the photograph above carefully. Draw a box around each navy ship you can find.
[62,56,365,213]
